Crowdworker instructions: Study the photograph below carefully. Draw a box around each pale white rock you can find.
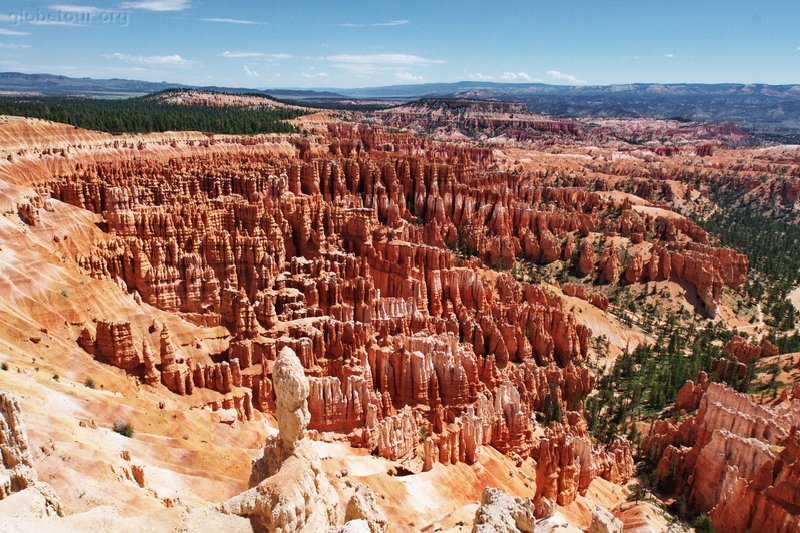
[220,347,338,532]
[472,487,535,533]
[344,484,388,533]
[0,392,36,498]
[588,505,623,533]
[337,519,372,533]
[0,392,62,519]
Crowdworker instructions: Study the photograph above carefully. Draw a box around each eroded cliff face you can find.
[0,392,38,499]
[0,392,62,518]
[644,382,800,532]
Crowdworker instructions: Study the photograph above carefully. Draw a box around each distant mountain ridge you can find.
[6,71,799,100]
[336,82,800,133]
[0,72,345,99]
[0,72,183,97]
[333,81,800,98]
[452,83,800,134]
[2,72,800,134]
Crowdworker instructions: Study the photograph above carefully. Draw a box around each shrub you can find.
[113,421,134,438]
[84,377,95,389]
[694,514,715,533]
[626,482,648,502]
[52,374,59,381]
[1,362,7,371]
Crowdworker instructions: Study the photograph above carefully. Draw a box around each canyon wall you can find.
[644,383,800,532]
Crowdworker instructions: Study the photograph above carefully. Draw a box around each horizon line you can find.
[2,71,800,92]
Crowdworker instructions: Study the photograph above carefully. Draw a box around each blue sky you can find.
[0,0,798,88]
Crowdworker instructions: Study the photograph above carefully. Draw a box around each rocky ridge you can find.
[645,382,800,532]
[0,392,62,518]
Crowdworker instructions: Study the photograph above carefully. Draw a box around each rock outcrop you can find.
[141,339,160,386]
[588,505,623,533]
[724,336,779,364]
[562,284,609,311]
[725,336,763,364]
[220,347,338,532]
[0,392,36,499]
[0,393,62,517]
[674,371,710,411]
[159,325,192,395]
[93,321,140,369]
[576,240,596,277]
[472,487,536,533]
[344,484,388,533]
[644,382,800,532]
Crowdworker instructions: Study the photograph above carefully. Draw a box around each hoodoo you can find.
[0,14,799,529]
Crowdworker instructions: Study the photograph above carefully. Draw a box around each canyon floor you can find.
[0,98,799,532]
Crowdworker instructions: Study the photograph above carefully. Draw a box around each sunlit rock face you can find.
[644,383,800,532]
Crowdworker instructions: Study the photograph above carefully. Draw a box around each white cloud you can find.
[119,0,189,11]
[546,70,586,84]
[243,65,258,77]
[374,19,408,26]
[796,47,800,51]
[219,51,290,61]
[220,51,263,58]
[394,71,423,82]
[324,53,443,65]
[302,71,329,79]
[501,71,534,82]
[202,18,262,25]
[0,29,31,36]
[265,54,291,61]
[665,53,675,58]
[467,72,494,80]
[0,43,30,48]
[104,52,194,67]
[337,19,408,27]
[48,4,101,13]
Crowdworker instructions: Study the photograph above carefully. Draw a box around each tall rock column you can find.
[0,392,62,516]
[220,347,339,531]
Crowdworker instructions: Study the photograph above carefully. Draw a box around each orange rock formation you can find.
[645,383,800,532]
